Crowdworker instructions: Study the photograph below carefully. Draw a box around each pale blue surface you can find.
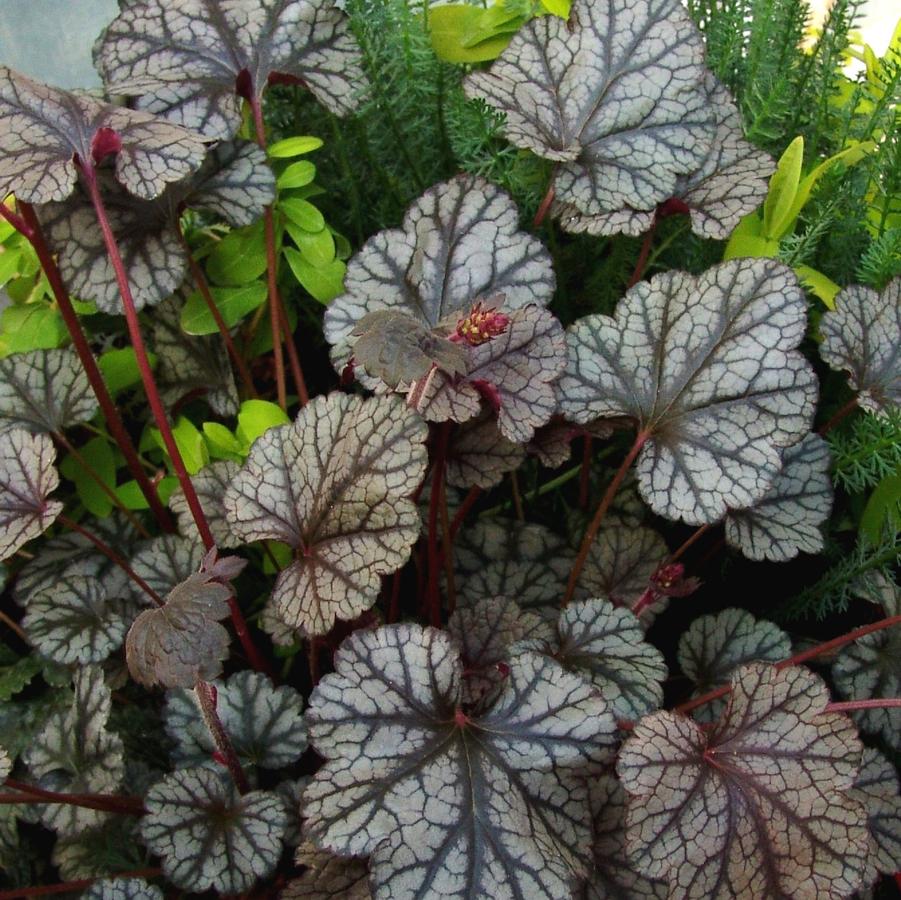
[0,0,118,88]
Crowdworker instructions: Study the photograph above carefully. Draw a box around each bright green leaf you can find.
[763,136,803,241]
[206,226,267,287]
[284,222,336,268]
[262,541,292,575]
[428,5,518,62]
[151,418,209,475]
[283,248,346,304]
[861,473,901,545]
[0,304,67,357]
[116,477,178,510]
[723,214,780,260]
[203,422,245,461]
[795,265,840,309]
[235,400,290,450]
[539,0,570,15]
[180,282,268,335]
[267,136,324,158]
[60,437,117,518]
[277,161,316,189]
[280,198,325,233]
[0,248,22,287]
[99,347,156,396]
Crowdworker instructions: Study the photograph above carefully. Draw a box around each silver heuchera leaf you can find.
[140,767,287,893]
[285,843,371,899]
[0,349,97,435]
[96,0,367,140]
[617,662,870,898]
[303,624,617,899]
[169,461,242,549]
[853,570,900,616]
[0,746,9,781]
[323,175,555,352]
[849,747,901,885]
[0,428,63,561]
[165,671,307,770]
[224,392,428,635]
[832,622,901,750]
[530,598,667,721]
[82,878,164,900]
[24,666,125,836]
[820,278,900,415]
[556,74,774,240]
[153,293,239,416]
[38,142,273,313]
[125,566,233,688]
[724,433,833,562]
[528,417,616,469]
[416,304,567,443]
[677,608,791,722]
[0,66,208,203]
[445,413,526,490]
[559,259,817,524]
[455,518,574,616]
[463,0,712,223]
[23,574,131,665]
[129,533,205,604]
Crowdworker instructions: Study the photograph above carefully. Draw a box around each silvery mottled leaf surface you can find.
[677,608,790,722]
[417,304,566,443]
[82,879,164,900]
[23,574,131,665]
[96,0,367,139]
[125,566,233,688]
[153,293,239,416]
[820,278,900,415]
[303,624,617,899]
[350,310,467,389]
[528,417,616,469]
[169,460,241,548]
[445,413,525,489]
[38,142,272,313]
[165,671,306,770]
[559,259,817,524]
[849,748,901,885]
[464,0,712,222]
[529,598,666,721]
[853,571,900,616]
[141,767,287,893]
[833,624,901,750]
[0,746,10,781]
[617,663,870,898]
[0,428,63,561]
[323,176,555,350]
[0,349,97,435]
[224,392,427,635]
[284,844,371,899]
[129,533,205,604]
[724,433,833,562]
[455,518,573,615]
[582,776,667,900]
[24,666,125,836]
[0,66,208,203]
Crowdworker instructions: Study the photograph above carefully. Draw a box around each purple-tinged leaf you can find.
[559,259,817,524]
[224,392,428,635]
[0,428,62,561]
[463,0,713,223]
[455,518,574,616]
[850,747,901,886]
[129,533,205,604]
[0,348,97,435]
[528,417,616,469]
[324,175,555,354]
[617,663,870,898]
[820,278,900,415]
[96,0,367,140]
[169,460,242,549]
[724,432,833,562]
[0,65,209,203]
[303,624,617,899]
[140,767,287,893]
[284,844,371,899]
[445,413,526,489]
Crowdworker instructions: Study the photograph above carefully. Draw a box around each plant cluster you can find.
[0,0,899,898]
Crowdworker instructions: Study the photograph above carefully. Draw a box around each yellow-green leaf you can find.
[795,265,840,309]
[181,282,268,335]
[763,136,803,241]
[428,5,518,63]
[268,136,324,158]
[284,248,346,303]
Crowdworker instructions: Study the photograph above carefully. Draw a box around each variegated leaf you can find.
[0,428,62,561]
[284,843,371,899]
[140,767,287,893]
[528,417,616,469]
[618,663,870,898]
[224,392,427,635]
[849,747,901,886]
[464,0,712,223]
[820,278,900,415]
[445,412,526,489]
[129,533,205,604]
[0,65,209,203]
[853,571,900,616]
[82,878,164,900]
[169,460,241,548]
[303,624,617,899]
[0,349,97,435]
[724,433,833,562]
[96,0,367,139]
[559,259,817,524]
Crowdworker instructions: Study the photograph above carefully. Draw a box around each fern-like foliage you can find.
[828,408,901,494]
[856,227,901,288]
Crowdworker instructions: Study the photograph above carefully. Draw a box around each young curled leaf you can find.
[0,428,62,561]
[224,392,428,635]
[0,348,97,435]
[559,259,817,524]
[140,767,287,893]
[96,0,368,140]
[849,747,901,886]
[125,565,234,688]
[464,0,713,224]
[617,663,870,898]
[0,65,209,203]
[303,624,617,899]
[724,433,833,562]
[820,278,900,415]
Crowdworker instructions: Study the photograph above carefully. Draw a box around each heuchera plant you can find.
[0,0,899,898]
